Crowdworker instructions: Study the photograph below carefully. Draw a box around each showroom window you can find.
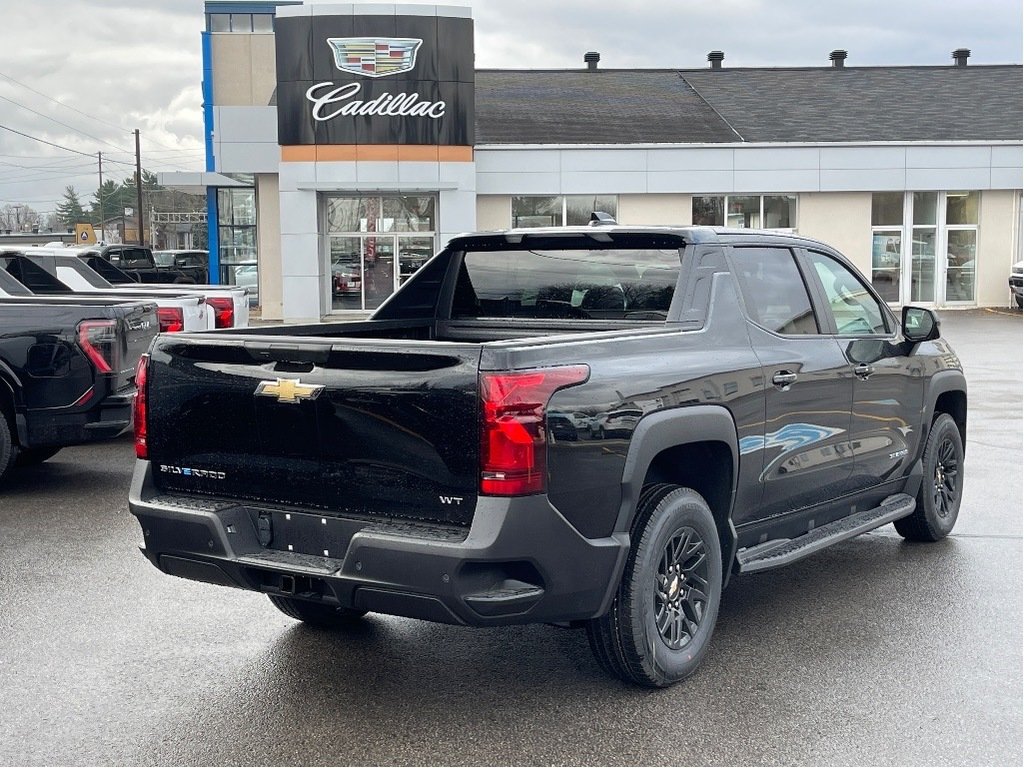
[870,192,903,303]
[217,187,257,287]
[324,194,437,312]
[511,196,618,228]
[869,191,979,306]
[692,195,797,230]
[944,191,979,303]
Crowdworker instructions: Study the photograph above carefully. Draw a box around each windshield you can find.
[452,247,680,320]
[153,252,175,267]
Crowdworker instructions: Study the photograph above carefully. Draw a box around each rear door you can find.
[729,245,855,524]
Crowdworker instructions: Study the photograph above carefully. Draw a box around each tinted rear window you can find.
[451,248,680,320]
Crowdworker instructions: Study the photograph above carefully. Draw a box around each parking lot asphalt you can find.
[0,310,1020,766]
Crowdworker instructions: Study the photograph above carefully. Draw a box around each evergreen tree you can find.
[90,179,120,225]
[55,186,86,228]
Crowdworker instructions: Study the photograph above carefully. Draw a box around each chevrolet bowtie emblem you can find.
[255,378,325,404]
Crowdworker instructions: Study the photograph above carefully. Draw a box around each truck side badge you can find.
[255,378,325,404]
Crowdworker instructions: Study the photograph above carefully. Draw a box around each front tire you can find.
[894,413,964,542]
[268,595,367,628]
[587,485,723,687]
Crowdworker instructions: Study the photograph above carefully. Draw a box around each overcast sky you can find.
[0,0,1020,219]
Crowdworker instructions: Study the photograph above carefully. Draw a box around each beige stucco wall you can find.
[617,194,691,225]
[797,192,873,278]
[476,195,510,230]
[977,189,1020,307]
[256,173,282,320]
[211,33,277,107]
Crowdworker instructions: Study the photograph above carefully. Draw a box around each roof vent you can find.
[707,51,725,69]
[830,49,848,68]
[952,48,971,66]
[584,51,600,71]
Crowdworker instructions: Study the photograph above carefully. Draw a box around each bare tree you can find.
[0,203,41,233]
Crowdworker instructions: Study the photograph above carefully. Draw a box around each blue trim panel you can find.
[201,30,218,283]
[207,190,220,285]
[201,31,214,173]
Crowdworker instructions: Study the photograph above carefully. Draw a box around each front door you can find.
[803,249,926,494]
[729,246,855,526]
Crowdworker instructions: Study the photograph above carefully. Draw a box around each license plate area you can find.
[250,508,360,559]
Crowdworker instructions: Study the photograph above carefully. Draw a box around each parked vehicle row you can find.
[0,245,247,486]
[0,294,158,484]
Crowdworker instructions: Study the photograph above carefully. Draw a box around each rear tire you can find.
[894,413,964,542]
[0,414,15,486]
[268,595,367,628]
[586,485,723,687]
[14,447,60,467]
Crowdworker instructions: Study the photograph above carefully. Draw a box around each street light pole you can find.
[134,128,144,245]
[97,151,103,241]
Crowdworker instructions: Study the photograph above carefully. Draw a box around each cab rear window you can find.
[452,248,680,320]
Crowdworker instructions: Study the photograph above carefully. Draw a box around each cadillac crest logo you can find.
[327,37,423,78]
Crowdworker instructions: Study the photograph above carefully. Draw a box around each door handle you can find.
[772,371,798,389]
[854,363,875,379]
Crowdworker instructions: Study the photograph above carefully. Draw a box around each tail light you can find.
[480,365,589,496]
[134,354,149,459]
[206,297,234,328]
[157,306,184,333]
[77,319,118,374]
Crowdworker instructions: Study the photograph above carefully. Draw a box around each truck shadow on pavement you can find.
[140,529,1009,766]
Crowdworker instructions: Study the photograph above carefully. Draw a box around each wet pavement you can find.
[0,310,1020,765]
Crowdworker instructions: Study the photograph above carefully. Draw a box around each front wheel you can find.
[894,413,964,542]
[268,595,368,628]
[587,485,723,687]
[0,414,16,486]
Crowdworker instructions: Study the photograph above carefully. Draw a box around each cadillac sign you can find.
[275,12,474,147]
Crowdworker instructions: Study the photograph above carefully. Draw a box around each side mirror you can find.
[902,306,940,342]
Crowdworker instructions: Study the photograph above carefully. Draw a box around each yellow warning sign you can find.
[75,223,97,244]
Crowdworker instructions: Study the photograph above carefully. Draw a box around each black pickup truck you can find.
[128,225,967,687]
[0,293,157,484]
[81,244,204,284]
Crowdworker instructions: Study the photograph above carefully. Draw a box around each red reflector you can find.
[206,297,234,328]
[480,365,589,496]
[134,354,149,459]
[157,306,184,333]
[76,319,117,374]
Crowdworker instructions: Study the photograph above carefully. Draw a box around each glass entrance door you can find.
[325,194,437,312]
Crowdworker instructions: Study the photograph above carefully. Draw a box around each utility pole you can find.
[134,128,144,245]
[97,151,103,241]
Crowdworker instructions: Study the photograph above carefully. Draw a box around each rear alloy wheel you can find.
[894,413,964,542]
[268,595,367,628]
[586,485,723,687]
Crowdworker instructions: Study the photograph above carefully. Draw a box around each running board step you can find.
[736,493,916,574]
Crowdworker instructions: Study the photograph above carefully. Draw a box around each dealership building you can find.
[165,1,1024,321]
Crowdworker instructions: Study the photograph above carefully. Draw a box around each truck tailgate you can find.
[147,335,482,526]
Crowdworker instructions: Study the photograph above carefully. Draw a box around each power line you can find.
[0,123,95,157]
[0,70,132,135]
[0,92,132,154]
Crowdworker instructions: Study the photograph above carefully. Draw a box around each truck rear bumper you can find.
[128,461,629,627]
[19,390,134,448]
